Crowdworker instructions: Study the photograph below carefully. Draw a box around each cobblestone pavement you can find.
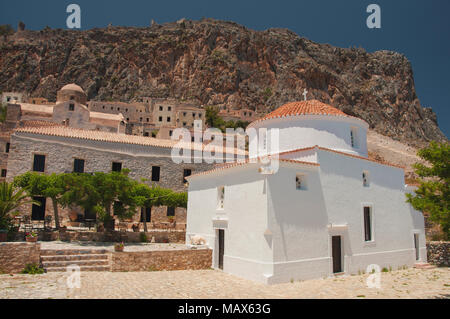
[40,241,190,252]
[0,268,448,299]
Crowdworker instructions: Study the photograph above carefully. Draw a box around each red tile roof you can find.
[187,158,319,179]
[14,125,247,155]
[278,146,405,169]
[249,100,365,127]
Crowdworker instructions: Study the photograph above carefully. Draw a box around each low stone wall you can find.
[427,241,450,267]
[0,242,41,273]
[9,230,186,244]
[112,248,212,272]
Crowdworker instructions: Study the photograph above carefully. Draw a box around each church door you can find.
[332,236,343,273]
[218,229,225,270]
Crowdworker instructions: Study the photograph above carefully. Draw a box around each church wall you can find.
[187,165,272,283]
[52,101,92,128]
[266,163,330,283]
[316,150,426,274]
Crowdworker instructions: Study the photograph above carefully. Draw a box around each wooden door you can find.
[414,234,420,261]
[218,229,225,270]
[332,236,342,273]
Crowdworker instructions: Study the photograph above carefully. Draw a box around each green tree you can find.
[0,181,38,230]
[131,183,187,232]
[14,172,66,230]
[406,142,450,239]
[61,170,139,230]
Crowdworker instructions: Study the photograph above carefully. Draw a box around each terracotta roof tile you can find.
[279,146,405,169]
[249,100,365,127]
[187,158,319,179]
[14,125,246,155]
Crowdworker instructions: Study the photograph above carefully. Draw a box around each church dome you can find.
[250,100,356,127]
[248,100,369,157]
[60,83,85,93]
[57,83,87,105]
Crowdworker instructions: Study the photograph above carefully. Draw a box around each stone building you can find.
[5,123,245,229]
[1,92,26,104]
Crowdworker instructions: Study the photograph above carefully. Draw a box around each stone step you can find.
[40,249,109,256]
[45,265,111,272]
[414,263,436,269]
[41,254,109,262]
[42,259,110,268]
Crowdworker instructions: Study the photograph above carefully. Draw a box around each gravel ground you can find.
[0,267,448,299]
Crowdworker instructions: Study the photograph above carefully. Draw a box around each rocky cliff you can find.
[0,18,446,146]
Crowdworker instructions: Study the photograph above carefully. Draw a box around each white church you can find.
[186,99,427,284]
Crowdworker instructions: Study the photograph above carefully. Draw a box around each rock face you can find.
[0,18,446,146]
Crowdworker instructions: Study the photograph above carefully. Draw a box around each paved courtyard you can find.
[0,267,448,299]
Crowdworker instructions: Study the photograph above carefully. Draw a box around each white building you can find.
[186,100,426,284]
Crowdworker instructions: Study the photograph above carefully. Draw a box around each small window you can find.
[70,96,75,100]
[183,112,187,117]
[192,113,196,117]
[152,166,160,182]
[102,105,105,109]
[140,207,151,222]
[73,159,85,173]
[168,106,172,111]
[33,154,45,172]
[167,117,171,122]
[5,143,10,153]
[183,169,192,183]
[351,128,359,148]
[362,171,370,187]
[146,118,149,122]
[199,113,202,118]
[151,131,157,138]
[169,130,173,137]
[112,162,122,172]
[159,106,163,111]
[159,116,163,122]
[296,174,306,190]
[364,206,372,242]
[140,117,143,122]
[1,169,7,177]
[144,132,149,137]
[32,197,46,220]
[69,103,75,111]
[217,186,225,210]
[182,122,187,126]
[167,207,175,217]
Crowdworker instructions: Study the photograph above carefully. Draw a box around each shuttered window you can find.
[152,166,160,182]
[73,159,85,173]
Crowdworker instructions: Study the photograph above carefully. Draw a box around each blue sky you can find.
[0,0,449,138]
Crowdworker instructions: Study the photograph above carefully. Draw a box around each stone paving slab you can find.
[0,267,448,299]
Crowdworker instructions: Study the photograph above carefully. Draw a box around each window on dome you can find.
[350,127,359,148]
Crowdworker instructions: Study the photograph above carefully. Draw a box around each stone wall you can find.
[9,230,186,244]
[427,241,450,267]
[6,133,215,224]
[111,248,212,272]
[0,242,41,273]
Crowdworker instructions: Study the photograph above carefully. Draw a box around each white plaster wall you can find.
[316,149,427,274]
[250,116,368,157]
[187,165,273,283]
[266,163,330,283]
[280,148,318,163]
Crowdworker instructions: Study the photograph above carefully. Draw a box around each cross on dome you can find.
[302,88,308,101]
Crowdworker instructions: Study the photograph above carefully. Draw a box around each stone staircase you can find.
[40,249,111,272]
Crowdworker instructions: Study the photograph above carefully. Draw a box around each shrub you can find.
[140,233,148,243]
[21,263,44,275]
